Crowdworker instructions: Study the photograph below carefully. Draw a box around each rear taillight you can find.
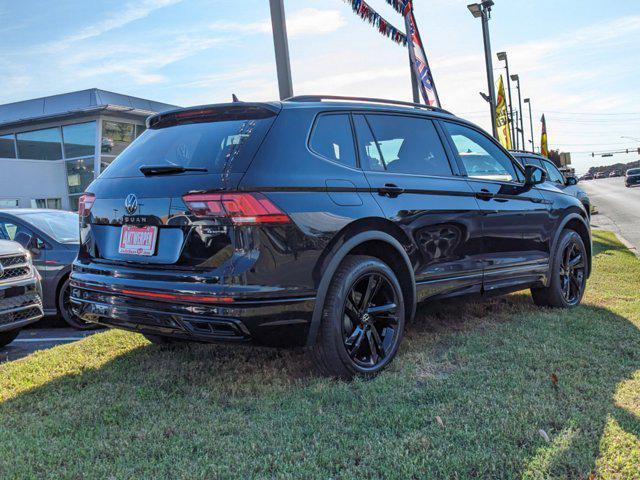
[182,193,290,225]
[78,193,95,220]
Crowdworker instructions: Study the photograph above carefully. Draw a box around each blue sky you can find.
[1,0,639,173]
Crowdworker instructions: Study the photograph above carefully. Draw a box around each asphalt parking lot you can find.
[581,176,640,254]
[1,324,101,363]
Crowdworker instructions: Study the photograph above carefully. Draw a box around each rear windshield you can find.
[627,169,640,175]
[101,107,276,178]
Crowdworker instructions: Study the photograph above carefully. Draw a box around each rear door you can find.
[439,121,551,292]
[353,113,484,300]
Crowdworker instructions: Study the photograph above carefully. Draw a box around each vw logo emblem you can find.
[124,194,138,215]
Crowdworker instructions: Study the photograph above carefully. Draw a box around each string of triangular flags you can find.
[343,0,407,46]
[342,0,440,107]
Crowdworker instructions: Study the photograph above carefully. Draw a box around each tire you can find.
[58,279,99,330]
[0,329,20,348]
[311,255,405,379]
[531,229,587,308]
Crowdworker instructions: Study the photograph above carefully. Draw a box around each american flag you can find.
[406,7,439,107]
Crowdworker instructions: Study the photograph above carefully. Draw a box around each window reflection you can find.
[66,157,94,195]
[0,134,16,158]
[102,121,134,155]
[63,122,96,158]
[16,127,63,160]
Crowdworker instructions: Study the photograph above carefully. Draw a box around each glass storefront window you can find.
[0,199,19,208]
[31,198,62,209]
[16,127,63,160]
[0,134,16,158]
[68,194,80,212]
[66,158,94,195]
[63,122,96,158]
[100,156,115,173]
[135,124,146,137]
[102,121,134,156]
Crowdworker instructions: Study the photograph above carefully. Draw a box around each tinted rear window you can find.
[101,108,276,178]
[628,169,640,175]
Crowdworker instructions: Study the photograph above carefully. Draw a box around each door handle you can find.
[378,183,405,198]
[475,188,495,200]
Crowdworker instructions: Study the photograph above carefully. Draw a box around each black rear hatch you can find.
[83,103,280,268]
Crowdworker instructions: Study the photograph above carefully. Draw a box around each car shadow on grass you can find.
[1,238,639,478]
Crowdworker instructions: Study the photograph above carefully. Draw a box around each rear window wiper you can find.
[139,165,208,176]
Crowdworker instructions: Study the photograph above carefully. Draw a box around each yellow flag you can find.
[540,114,549,157]
[495,75,512,150]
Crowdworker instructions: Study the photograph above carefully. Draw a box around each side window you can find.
[443,122,518,182]
[355,114,452,176]
[543,160,565,184]
[353,115,385,171]
[525,157,544,169]
[309,114,356,167]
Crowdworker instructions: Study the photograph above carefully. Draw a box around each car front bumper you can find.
[0,272,44,333]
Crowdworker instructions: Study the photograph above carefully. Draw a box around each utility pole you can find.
[269,0,293,100]
[468,1,498,138]
[524,98,534,152]
[511,74,526,150]
[497,52,516,145]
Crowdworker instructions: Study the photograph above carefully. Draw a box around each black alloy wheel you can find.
[531,229,587,308]
[558,238,586,306]
[342,272,401,369]
[312,255,405,379]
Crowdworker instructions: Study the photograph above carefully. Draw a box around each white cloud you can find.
[210,8,347,38]
[45,0,185,52]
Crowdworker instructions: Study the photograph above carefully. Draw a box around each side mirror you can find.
[565,176,578,186]
[525,164,546,186]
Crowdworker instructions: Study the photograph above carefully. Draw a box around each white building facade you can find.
[0,89,178,210]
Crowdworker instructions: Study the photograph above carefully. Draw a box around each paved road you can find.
[1,326,101,363]
[581,177,640,254]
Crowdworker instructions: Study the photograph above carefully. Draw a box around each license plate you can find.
[118,225,158,256]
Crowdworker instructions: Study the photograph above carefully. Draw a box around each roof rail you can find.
[509,149,538,155]
[285,95,453,115]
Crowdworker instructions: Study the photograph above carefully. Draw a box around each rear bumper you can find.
[0,274,44,333]
[69,276,315,347]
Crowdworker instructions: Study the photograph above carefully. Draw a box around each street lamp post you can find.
[497,52,516,145]
[510,74,526,150]
[513,110,519,149]
[468,1,498,139]
[524,98,534,152]
[269,0,293,100]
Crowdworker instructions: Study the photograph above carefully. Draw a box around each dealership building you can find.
[0,89,178,211]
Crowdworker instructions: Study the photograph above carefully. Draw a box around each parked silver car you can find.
[0,239,43,347]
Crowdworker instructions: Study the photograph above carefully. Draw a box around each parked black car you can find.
[625,168,640,187]
[71,96,592,378]
[511,151,591,218]
[0,239,43,347]
[0,209,91,329]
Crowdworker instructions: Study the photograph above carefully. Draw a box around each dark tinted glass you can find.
[102,116,275,178]
[310,114,356,167]
[16,127,63,160]
[101,121,135,156]
[66,158,95,194]
[0,134,16,158]
[363,115,452,176]
[543,160,565,183]
[353,115,384,171]
[444,122,517,182]
[525,157,544,168]
[63,122,96,158]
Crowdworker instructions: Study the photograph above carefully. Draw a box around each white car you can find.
[0,240,43,347]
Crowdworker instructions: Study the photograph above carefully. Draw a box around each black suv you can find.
[71,96,591,378]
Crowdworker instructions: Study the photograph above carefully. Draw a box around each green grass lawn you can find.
[1,230,639,479]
